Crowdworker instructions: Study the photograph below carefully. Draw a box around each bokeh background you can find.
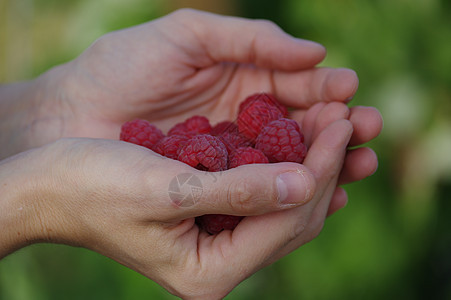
[1,0,450,299]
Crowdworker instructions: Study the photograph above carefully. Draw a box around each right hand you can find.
[0,100,372,299]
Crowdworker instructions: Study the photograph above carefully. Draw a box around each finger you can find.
[263,118,379,268]
[309,102,350,147]
[226,119,353,268]
[296,102,350,147]
[302,122,352,215]
[246,120,353,266]
[326,187,348,217]
[338,147,378,185]
[175,9,326,70]
[155,161,316,221]
[273,67,359,108]
[292,102,325,146]
[348,106,383,146]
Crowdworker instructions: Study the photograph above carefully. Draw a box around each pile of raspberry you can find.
[120,93,307,234]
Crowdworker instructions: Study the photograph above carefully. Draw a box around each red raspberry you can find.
[255,118,307,163]
[211,121,253,153]
[120,119,164,151]
[238,93,288,118]
[218,131,254,154]
[211,121,237,136]
[154,135,190,159]
[168,115,212,136]
[228,147,269,168]
[237,94,285,140]
[178,134,228,171]
[196,214,244,235]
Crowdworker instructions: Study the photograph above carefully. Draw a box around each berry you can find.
[178,134,228,171]
[255,118,307,163]
[168,115,212,136]
[211,121,253,153]
[237,94,285,140]
[119,91,307,235]
[218,131,254,154]
[196,214,244,235]
[211,121,237,136]
[154,135,190,159]
[228,147,269,168]
[239,93,288,118]
[120,119,164,151]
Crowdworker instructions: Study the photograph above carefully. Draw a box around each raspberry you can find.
[120,119,164,151]
[237,93,285,140]
[218,131,254,154]
[120,92,305,235]
[228,147,269,168]
[154,135,190,159]
[168,115,212,136]
[211,121,237,136]
[211,121,252,153]
[196,214,244,235]
[238,93,288,118]
[255,118,307,163]
[178,134,228,171]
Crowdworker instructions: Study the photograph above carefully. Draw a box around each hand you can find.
[31,8,358,142]
[37,8,381,211]
[294,101,382,215]
[0,8,381,221]
[0,102,361,299]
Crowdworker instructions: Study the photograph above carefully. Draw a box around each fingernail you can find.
[277,170,312,207]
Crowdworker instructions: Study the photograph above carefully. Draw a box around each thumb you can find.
[160,162,316,220]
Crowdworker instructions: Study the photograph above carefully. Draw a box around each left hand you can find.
[0,102,354,300]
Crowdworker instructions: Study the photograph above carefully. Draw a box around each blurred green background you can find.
[1,0,450,299]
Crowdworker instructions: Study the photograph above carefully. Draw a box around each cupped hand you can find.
[59,8,381,203]
[0,8,383,299]
[27,9,381,206]
[1,101,359,299]
[53,8,357,139]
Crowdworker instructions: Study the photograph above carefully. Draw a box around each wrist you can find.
[0,144,79,258]
[0,64,72,159]
[0,151,43,258]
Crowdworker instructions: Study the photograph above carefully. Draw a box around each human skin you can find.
[0,9,382,299]
[0,107,354,299]
[0,8,381,210]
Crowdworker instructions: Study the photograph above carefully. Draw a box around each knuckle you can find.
[253,18,279,31]
[88,33,115,55]
[308,221,325,241]
[225,179,256,213]
[170,7,198,19]
[284,217,324,247]
[286,218,307,245]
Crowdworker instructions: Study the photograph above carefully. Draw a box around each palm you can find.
[145,64,276,129]
[57,9,366,145]
[116,103,352,298]
[69,24,281,139]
